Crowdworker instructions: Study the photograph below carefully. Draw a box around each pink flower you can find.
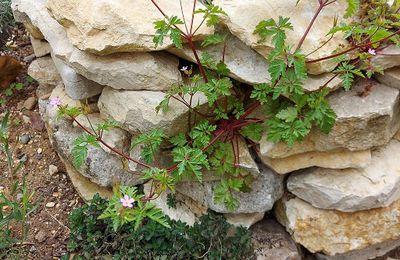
[368,48,376,56]
[120,195,135,208]
[50,97,62,108]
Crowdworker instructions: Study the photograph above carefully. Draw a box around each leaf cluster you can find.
[66,194,254,260]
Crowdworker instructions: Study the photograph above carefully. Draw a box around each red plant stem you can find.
[240,101,261,120]
[170,95,212,118]
[189,0,198,34]
[187,37,208,82]
[296,0,327,51]
[307,29,400,64]
[72,117,153,170]
[150,0,187,37]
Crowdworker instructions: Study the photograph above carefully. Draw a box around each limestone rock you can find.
[46,0,213,55]
[144,182,207,226]
[40,85,143,187]
[98,87,209,136]
[12,2,44,39]
[68,51,182,91]
[258,149,371,174]
[30,37,51,57]
[27,56,61,87]
[169,32,270,85]
[214,0,349,75]
[14,0,177,93]
[275,196,400,256]
[58,155,112,201]
[73,114,130,154]
[224,212,264,228]
[261,79,400,158]
[316,238,400,260]
[372,45,400,70]
[251,219,302,260]
[176,164,284,214]
[52,55,104,100]
[376,66,400,89]
[287,139,400,212]
[171,31,342,90]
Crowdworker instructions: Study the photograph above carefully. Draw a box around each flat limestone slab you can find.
[260,79,400,158]
[376,66,400,90]
[258,149,371,174]
[46,0,214,54]
[287,139,400,212]
[214,0,350,75]
[275,195,400,256]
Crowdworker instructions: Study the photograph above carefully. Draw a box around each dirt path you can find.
[1,25,83,259]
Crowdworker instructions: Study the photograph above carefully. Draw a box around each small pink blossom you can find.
[120,195,135,208]
[368,48,376,56]
[50,97,62,108]
[180,66,189,72]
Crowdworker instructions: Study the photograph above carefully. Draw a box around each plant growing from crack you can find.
[57,0,400,230]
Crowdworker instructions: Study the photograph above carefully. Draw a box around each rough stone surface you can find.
[12,2,44,39]
[258,149,371,174]
[143,182,207,226]
[316,238,400,260]
[251,219,302,260]
[287,139,400,212]
[40,84,143,187]
[73,114,130,154]
[30,36,51,57]
[23,96,37,110]
[224,212,264,228]
[98,87,209,136]
[275,196,400,256]
[27,56,61,87]
[52,54,104,100]
[13,0,179,93]
[261,79,400,158]
[176,164,284,213]
[68,51,181,91]
[214,0,349,75]
[376,66,400,89]
[46,0,213,54]
[372,45,400,70]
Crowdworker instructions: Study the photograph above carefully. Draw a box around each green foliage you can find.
[254,16,293,52]
[0,0,14,35]
[344,0,360,18]
[201,33,226,47]
[131,129,166,164]
[67,194,254,259]
[99,186,170,232]
[195,4,227,27]
[153,16,184,48]
[189,120,216,148]
[334,62,364,90]
[172,146,209,182]
[71,133,100,168]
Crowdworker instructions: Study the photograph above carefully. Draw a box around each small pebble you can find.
[23,96,37,110]
[23,54,36,63]
[48,164,58,175]
[45,202,55,208]
[20,134,30,144]
[37,148,43,154]
[22,115,30,124]
[36,153,43,160]
[34,230,47,243]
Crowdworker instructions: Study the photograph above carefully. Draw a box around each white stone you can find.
[46,0,213,54]
[287,139,400,212]
[68,51,182,91]
[224,212,264,228]
[27,56,61,86]
[176,164,284,213]
[376,66,400,89]
[30,36,51,57]
[260,79,400,158]
[258,149,371,174]
[214,0,350,75]
[98,87,210,136]
[51,54,104,100]
[372,45,400,70]
[143,182,207,226]
[275,196,400,256]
